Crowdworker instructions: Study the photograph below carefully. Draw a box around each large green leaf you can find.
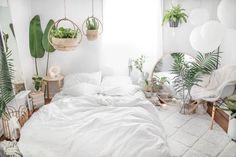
[0,34,14,117]
[42,19,55,53]
[29,15,45,58]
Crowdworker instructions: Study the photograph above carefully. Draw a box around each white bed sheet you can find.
[18,92,171,157]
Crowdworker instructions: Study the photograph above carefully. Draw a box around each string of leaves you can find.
[0,33,14,117]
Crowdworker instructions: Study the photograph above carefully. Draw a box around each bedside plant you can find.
[163,5,188,27]
[29,15,45,91]
[86,17,99,41]
[217,98,236,140]
[32,76,43,92]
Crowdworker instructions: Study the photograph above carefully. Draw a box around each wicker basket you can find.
[2,106,28,140]
[51,37,79,51]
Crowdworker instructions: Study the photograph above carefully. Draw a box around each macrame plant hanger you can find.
[82,0,103,41]
[48,0,82,51]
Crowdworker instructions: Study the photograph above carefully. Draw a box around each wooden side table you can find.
[43,75,64,99]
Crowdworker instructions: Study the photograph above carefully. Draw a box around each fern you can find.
[0,33,15,117]
[171,51,219,105]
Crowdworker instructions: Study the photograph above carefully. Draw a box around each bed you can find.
[18,73,171,157]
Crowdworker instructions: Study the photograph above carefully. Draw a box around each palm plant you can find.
[171,52,219,113]
[0,32,14,117]
[163,5,188,27]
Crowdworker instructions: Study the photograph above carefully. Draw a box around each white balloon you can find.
[201,20,225,43]
[189,8,210,26]
[190,26,221,53]
[217,0,236,30]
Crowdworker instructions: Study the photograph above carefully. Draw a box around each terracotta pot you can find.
[228,118,236,141]
[86,30,98,41]
[52,37,79,51]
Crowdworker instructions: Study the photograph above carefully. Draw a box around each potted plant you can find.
[152,76,170,92]
[162,5,188,27]
[86,17,99,41]
[218,98,236,140]
[51,27,79,51]
[171,52,219,114]
[29,15,45,91]
[32,76,43,92]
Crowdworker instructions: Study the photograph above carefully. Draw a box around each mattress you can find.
[18,92,171,157]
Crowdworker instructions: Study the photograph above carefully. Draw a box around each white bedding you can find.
[18,93,171,157]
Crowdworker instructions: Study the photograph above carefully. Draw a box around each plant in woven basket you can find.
[163,5,188,27]
[171,52,219,113]
[0,32,15,117]
[85,17,99,41]
[51,27,78,38]
[50,22,81,51]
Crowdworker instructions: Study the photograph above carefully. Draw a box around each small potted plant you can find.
[143,79,153,98]
[218,98,236,140]
[86,17,99,41]
[51,27,80,51]
[32,76,43,92]
[162,5,188,27]
[152,76,170,92]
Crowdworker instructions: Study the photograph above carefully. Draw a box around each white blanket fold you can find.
[191,65,236,101]
[18,94,171,157]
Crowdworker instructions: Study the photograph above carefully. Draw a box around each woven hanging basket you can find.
[48,18,82,51]
[82,16,103,41]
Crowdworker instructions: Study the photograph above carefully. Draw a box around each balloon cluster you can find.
[189,0,236,53]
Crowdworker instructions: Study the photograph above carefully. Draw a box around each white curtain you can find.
[100,0,163,77]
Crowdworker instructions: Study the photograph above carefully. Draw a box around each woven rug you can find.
[0,140,22,157]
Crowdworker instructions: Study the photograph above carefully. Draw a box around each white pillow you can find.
[62,83,100,96]
[101,76,132,86]
[101,85,140,96]
[64,72,102,89]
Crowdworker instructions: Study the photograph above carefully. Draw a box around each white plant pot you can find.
[228,118,236,141]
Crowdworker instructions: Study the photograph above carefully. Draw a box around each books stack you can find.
[29,91,45,109]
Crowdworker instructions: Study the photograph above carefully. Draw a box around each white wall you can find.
[8,0,33,88]
[163,0,236,67]
[31,0,102,77]
[101,0,163,80]
[0,6,23,82]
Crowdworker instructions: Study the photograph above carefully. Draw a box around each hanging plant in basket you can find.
[48,18,82,51]
[162,5,188,27]
[83,16,103,41]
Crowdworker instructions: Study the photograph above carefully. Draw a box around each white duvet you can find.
[18,94,171,157]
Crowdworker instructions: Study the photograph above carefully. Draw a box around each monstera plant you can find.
[29,15,45,91]
[42,19,55,76]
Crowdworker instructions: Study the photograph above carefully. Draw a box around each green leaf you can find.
[42,19,55,53]
[29,15,45,58]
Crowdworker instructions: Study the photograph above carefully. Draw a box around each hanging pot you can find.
[86,30,98,41]
[48,18,82,51]
[82,16,103,41]
[51,37,80,51]
[169,19,179,27]
[228,118,236,141]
